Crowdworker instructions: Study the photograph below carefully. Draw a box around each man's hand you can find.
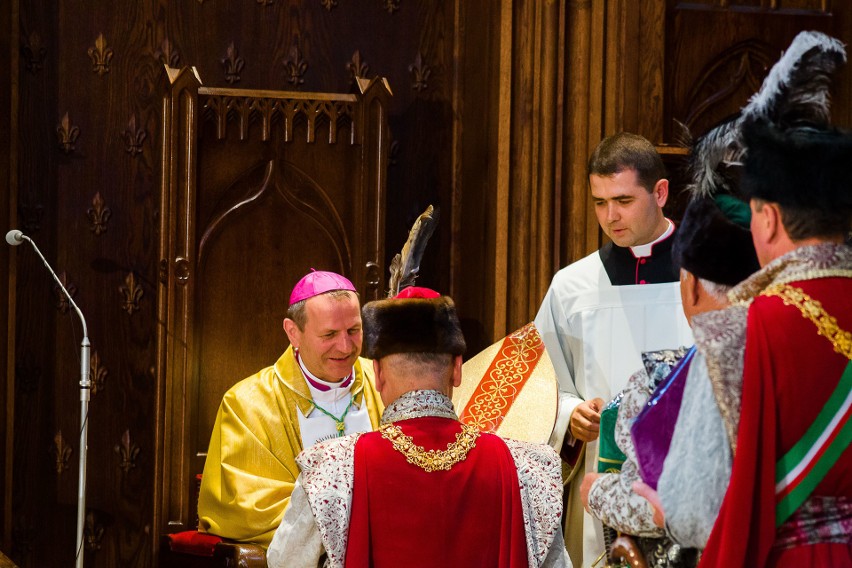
[579,472,601,513]
[632,480,665,528]
[569,398,605,442]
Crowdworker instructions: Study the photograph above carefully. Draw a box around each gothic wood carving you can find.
[89,350,107,395]
[51,430,72,475]
[56,112,80,154]
[22,31,46,73]
[87,192,112,235]
[123,114,147,156]
[88,33,113,76]
[221,42,244,84]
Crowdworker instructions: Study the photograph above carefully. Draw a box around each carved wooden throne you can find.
[154,66,391,566]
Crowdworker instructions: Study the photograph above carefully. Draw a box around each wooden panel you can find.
[678,0,829,10]
[0,0,18,555]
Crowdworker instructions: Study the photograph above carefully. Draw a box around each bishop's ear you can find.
[283,318,300,349]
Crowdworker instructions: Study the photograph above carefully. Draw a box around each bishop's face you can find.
[590,168,669,248]
[286,293,363,382]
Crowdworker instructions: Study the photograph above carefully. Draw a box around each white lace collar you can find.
[381,390,458,424]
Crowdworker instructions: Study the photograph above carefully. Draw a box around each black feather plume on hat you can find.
[686,31,846,200]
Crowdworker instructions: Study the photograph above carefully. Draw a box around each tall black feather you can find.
[387,205,439,297]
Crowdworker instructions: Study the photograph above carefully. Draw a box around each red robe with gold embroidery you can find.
[700,277,852,567]
[345,416,530,568]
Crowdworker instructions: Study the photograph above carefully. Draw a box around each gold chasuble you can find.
[198,346,384,548]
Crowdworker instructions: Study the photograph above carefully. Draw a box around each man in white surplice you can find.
[534,132,693,566]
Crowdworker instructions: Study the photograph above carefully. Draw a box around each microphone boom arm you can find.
[8,230,91,568]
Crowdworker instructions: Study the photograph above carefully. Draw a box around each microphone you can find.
[6,228,91,568]
[5,229,23,246]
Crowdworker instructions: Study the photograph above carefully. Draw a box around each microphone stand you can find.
[11,232,90,568]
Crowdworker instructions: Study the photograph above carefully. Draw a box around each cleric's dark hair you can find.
[588,132,666,192]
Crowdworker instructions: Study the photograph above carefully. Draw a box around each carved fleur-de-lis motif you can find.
[408,52,431,92]
[221,42,244,84]
[123,114,146,156]
[56,112,80,154]
[87,191,112,236]
[383,0,400,14]
[321,0,338,10]
[120,272,143,316]
[51,430,73,475]
[89,350,108,395]
[155,38,181,68]
[284,39,308,86]
[346,50,370,84]
[114,429,140,473]
[55,272,78,314]
[88,33,113,76]
[23,31,47,73]
[85,510,105,551]
[20,201,44,233]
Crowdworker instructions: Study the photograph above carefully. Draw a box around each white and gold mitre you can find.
[454,322,558,444]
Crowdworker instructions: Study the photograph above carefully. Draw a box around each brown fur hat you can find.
[362,288,466,359]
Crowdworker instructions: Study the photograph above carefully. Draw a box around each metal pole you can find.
[6,231,91,567]
[75,337,91,568]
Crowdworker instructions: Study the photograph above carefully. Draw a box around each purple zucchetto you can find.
[288,269,357,306]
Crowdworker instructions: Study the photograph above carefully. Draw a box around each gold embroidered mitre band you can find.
[454,323,558,444]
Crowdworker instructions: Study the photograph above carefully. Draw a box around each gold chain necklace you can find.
[380,423,480,472]
[762,283,852,359]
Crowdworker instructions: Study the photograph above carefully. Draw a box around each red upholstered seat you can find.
[158,473,266,568]
[165,531,222,557]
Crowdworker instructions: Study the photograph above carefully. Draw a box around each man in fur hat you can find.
[579,195,760,567]
[197,270,384,548]
[691,121,852,567]
[266,287,572,568]
[636,121,852,566]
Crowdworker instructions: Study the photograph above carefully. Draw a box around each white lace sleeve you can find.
[504,439,570,568]
[587,369,663,537]
[295,433,362,568]
[267,481,325,568]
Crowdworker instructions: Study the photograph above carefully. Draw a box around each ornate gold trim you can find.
[762,283,852,360]
[730,268,852,307]
[380,423,479,472]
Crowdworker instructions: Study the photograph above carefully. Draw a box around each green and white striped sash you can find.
[761,283,852,527]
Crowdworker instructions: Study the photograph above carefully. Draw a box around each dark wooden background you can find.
[2,1,851,566]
